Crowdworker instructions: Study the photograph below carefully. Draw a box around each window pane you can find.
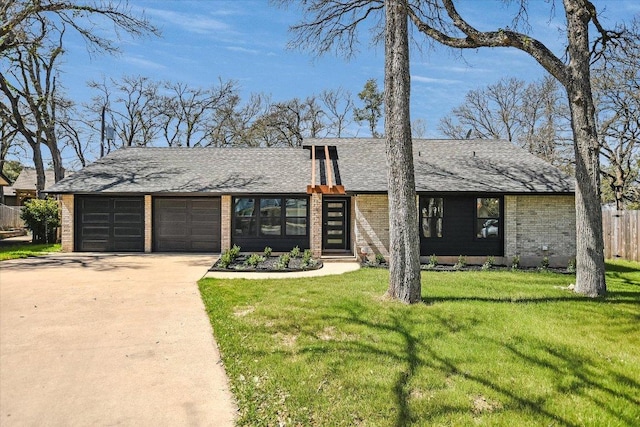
[234,198,255,216]
[477,218,499,238]
[286,218,306,235]
[286,198,307,217]
[260,199,281,235]
[476,198,500,238]
[421,197,443,238]
[477,198,500,218]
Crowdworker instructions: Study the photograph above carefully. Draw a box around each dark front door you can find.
[322,198,349,251]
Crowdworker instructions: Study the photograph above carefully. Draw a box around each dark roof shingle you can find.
[48,139,574,195]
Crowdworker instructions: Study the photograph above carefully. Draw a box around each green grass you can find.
[199,261,640,426]
[0,242,61,260]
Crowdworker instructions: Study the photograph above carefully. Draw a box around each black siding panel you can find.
[420,196,503,256]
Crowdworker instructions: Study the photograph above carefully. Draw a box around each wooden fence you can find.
[602,210,640,262]
[0,204,25,230]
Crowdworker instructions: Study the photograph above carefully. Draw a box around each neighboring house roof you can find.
[4,168,57,196]
[47,139,574,195]
[0,171,11,187]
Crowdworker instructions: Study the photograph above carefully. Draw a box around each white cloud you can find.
[411,75,461,85]
[226,46,260,55]
[143,8,232,35]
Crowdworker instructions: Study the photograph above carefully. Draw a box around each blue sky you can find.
[59,0,638,142]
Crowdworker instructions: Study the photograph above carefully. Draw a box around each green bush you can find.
[20,198,60,244]
[511,255,521,270]
[245,253,265,267]
[482,256,496,271]
[263,246,272,257]
[277,253,291,269]
[454,255,466,270]
[290,246,301,258]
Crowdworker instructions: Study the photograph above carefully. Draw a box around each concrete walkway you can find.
[0,254,237,426]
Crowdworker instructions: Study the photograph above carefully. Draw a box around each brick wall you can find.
[144,195,152,252]
[310,193,322,257]
[60,194,74,252]
[221,195,231,252]
[504,195,576,267]
[354,194,390,260]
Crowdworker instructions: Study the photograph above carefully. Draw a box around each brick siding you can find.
[504,195,576,267]
[221,195,231,252]
[60,194,74,252]
[144,195,152,252]
[310,193,322,257]
[354,194,390,261]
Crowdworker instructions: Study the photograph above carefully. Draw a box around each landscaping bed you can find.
[210,245,323,272]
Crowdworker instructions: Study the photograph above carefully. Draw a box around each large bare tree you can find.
[384,0,421,303]
[1,0,157,189]
[406,0,623,296]
[440,76,573,171]
[593,18,640,210]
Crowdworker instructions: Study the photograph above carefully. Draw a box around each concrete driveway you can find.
[0,253,236,426]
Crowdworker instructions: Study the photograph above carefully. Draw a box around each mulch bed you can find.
[362,261,574,274]
[209,254,323,273]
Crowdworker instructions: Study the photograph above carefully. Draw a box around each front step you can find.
[320,254,359,263]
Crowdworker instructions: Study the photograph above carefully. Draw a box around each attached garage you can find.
[75,196,144,252]
[153,197,221,252]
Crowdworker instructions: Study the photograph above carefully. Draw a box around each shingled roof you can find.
[306,138,574,194]
[47,147,312,194]
[48,139,574,195]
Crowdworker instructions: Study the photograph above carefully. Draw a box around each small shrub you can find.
[428,254,438,267]
[302,249,313,267]
[539,256,550,271]
[375,253,386,265]
[20,198,60,244]
[245,253,265,267]
[218,251,233,269]
[263,246,272,257]
[454,255,466,270]
[482,256,496,271]
[277,253,291,269]
[290,246,301,258]
[229,244,241,259]
[511,255,521,271]
[567,257,576,273]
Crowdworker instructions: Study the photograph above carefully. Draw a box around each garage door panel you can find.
[76,197,144,252]
[82,213,110,223]
[154,198,221,252]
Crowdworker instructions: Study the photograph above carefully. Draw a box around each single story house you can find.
[2,168,57,206]
[47,138,576,267]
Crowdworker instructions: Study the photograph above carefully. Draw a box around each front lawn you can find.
[0,242,61,261]
[199,261,640,426]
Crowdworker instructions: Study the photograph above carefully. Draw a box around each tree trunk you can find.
[564,0,606,297]
[384,0,422,303]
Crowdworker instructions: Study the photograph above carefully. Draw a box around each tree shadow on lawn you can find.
[294,301,638,427]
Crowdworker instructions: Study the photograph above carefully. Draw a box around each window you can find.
[233,197,308,238]
[422,198,443,238]
[476,197,500,238]
[285,198,307,235]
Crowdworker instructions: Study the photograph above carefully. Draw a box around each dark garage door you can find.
[75,196,144,252]
[154,198,221,252]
